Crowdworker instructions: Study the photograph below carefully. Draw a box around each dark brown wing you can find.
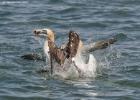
[48,40,66,65]
[65,31,80,58]
[84,38,117,52]
[48,31,80,65]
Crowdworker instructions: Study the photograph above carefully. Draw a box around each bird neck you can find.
[44,40,49,52]
[48,37,54,42]
[77,40,83,55]
[47,34,55,42]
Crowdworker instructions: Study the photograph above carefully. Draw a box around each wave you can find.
[0,1,28,5]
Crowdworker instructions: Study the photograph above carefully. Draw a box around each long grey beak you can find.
[33,29,43,36]
[33,29,48,36]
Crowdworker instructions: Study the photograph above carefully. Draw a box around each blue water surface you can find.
[0,0,140,100]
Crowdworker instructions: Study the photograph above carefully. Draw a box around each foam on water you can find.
[73,54,97,77]
[51,53,97,79]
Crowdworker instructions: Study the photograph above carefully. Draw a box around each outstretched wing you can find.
[64,31,80,58]
[48,40,66,65]
[48,31,80,65]
[83,38,117,52]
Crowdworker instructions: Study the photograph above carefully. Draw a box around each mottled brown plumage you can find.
[65,31,80,58]
[48,31,80,66]
[48,40,66,65]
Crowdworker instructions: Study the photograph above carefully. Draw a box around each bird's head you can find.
[33,28,55,42]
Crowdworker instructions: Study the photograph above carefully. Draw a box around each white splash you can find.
[52,53,97,79]
[74,54,97,77]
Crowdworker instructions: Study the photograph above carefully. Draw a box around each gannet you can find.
[22,28,117,62]
[33,28,117,57]
[33,28,98,77]
[33,29,82,63]
[21,28,118,78]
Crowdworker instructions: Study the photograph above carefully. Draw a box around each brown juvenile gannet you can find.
[33,29,97,77]
[33,29,79,74]
[33,28,117,56]
[33,29,83,64]
[21,28,117,61]
[33,29,80,64]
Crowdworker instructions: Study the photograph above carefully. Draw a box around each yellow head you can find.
[33,28,55,42]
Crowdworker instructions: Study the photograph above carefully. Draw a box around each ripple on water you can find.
[115,79,140,88]
[0,0,140,100]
